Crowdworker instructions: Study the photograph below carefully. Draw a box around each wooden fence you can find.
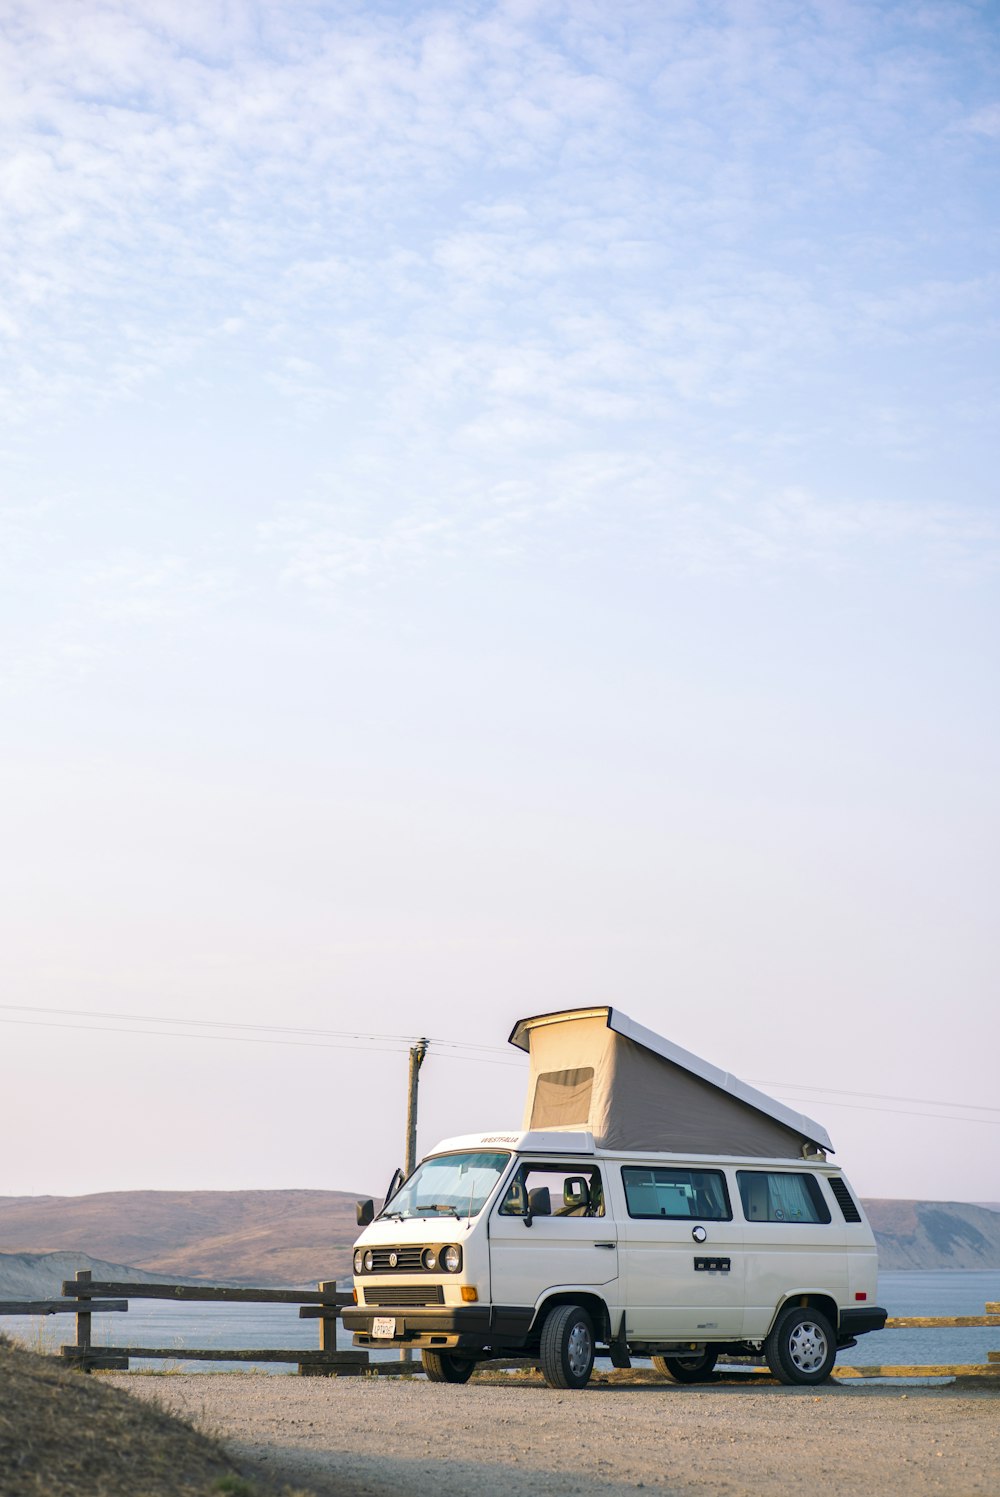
[831,1302,999,1381]
[0,1269,372,1375]
[0,1276,997,1379]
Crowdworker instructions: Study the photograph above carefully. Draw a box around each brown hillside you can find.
[862,1198,920,1236]
[0,1333,239,1497]
[0,1190,369,1287]
[3,1189,998,1287]
[863,1198,1000,1270]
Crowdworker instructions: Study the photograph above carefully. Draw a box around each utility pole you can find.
[404,1038,428,1177]
[401,1038,428,1367]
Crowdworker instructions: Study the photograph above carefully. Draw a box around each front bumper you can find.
[343,1304,532,1352]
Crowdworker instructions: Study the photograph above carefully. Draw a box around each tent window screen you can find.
[737,1171,831,1224]
[621,1167,731,1221]
[530,1067,595,1128]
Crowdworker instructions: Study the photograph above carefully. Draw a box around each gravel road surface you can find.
[109,1371,998,1497]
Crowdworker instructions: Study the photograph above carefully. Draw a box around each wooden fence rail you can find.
[830,1301,999,1381]
[0,1268,390,1376]
[48,1269,369,1375]
[1,1278,997,1380]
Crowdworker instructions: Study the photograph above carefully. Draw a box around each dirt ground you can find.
[106,1370,999,1497]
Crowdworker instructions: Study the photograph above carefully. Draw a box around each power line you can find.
[748,1077,1000,1115]
[0,1003,425,1047]
[0,1003,518,1058]
[763,1094,1000,1126]
[0,1003,995,1120]
[0,1015,525,1068]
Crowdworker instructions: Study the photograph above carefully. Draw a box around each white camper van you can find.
[344,1009,887,1389]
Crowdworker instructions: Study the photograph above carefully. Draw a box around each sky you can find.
[1,0,997,1206]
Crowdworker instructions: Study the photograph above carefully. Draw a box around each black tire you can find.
[539,1303,595,1390]
[652,1349,719,1384]
[764,1306,836,1385]
[421,1350,475,1383]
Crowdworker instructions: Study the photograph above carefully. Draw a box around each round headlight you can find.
[353,1250,364,1275]
[442,1244,462,1273]
[421,1248,438,1271]
[363,1250,374,1272]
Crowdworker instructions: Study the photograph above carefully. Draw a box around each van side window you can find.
[498,1163,605,1218]
[621,1167,731,1220]
[737,1171,831,1224]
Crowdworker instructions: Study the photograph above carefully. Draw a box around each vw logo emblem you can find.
[388,1252,398,1268]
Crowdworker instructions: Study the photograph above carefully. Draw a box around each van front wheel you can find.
[764,1306,836,1385]
[652,1350,718,1383]
[421,1350,475,1383]
[540,1303,595,1390]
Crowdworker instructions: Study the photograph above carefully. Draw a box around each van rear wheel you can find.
[764,1306,836,1385]
[539,1303,595,1390]
[652,1350,718,1383]
[421,1350,475,1383]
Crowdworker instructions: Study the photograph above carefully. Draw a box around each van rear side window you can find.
[621,1167,731,1220]
[737,1171,831,1224]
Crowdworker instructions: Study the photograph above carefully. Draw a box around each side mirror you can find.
[356,1199,375,1227]
[384,1167,405,1206]
[527,1186,551,1222]
[563,1176,589,1211]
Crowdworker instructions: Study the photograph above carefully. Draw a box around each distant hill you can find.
[0,1251,211,1299]
[863,1199,1000,1270]
[0,1189,367,1287]
[1,1189,998,1288]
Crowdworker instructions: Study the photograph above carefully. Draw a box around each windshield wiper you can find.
[420,1203,460,1217]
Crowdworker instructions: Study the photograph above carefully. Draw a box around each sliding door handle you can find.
[594,1242,616,1249]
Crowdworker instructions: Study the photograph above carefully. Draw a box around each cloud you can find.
[0,0,997,634]
[955,102,1000,138]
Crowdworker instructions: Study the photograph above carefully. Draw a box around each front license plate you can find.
[372,1316,397,1339]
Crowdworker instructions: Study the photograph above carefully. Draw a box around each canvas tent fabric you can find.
[508,1008,832,1158]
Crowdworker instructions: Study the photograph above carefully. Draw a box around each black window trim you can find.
[620,1165,733,1222]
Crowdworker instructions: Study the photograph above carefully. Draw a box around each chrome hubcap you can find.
[567,1322,593,1377]
[788,1320,828,1372]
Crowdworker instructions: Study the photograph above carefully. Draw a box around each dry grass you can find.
[0,1332,301,1497]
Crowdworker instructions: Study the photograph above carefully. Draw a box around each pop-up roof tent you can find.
[508,1007,832,1159]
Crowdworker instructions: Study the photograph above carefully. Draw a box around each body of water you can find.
[837,1270,999,1372]
[5,1271,997,1375]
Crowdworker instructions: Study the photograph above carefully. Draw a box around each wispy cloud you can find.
[0,0,997,646]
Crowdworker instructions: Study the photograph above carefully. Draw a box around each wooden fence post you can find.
[318,1282,338,1356]
[75,1269,92,1371]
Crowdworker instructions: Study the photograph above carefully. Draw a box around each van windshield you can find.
[379,1151,511,1221]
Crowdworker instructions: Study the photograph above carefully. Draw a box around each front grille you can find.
[829,1177,862,1223]
[365,1286,445,1307]
[368,1246,426,1273]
